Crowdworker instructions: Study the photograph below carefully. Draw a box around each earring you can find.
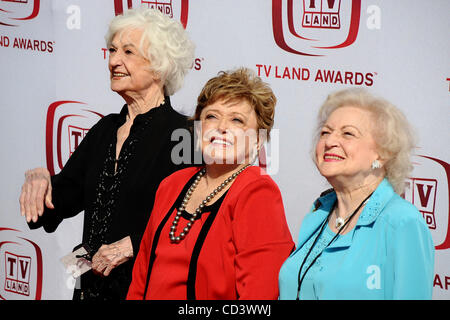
[371,159,381,170]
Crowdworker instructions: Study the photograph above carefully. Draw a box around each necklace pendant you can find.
[335,217,345,229]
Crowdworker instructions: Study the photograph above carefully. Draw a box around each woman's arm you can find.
[232,178,295,299]
[23,118,105,232]
[390,211,435,299]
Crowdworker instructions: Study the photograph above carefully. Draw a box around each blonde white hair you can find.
[105,7,195,96]
[312,88,416,195]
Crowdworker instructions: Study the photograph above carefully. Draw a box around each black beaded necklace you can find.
[295,192,373,300]
[169,164,251,243]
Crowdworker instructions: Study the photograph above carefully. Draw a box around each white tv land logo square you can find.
[113,0,189,28]
[272,0,361,56]
[141,0,173,18]
[404,178,437,229]
[4,252,32,297]
[302,0,341,29]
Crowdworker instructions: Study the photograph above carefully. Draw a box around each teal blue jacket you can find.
[279,179,435,300]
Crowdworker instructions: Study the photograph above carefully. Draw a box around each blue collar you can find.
[314,178,395,225]
[297,179,396,250]
[356,178,395,226]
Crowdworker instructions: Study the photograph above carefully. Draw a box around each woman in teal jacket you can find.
[279,89,434,300]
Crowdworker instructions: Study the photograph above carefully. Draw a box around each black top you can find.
[29,97,196,299]
[141,169,228,299]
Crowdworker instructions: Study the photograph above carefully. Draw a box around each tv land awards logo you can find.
[266,1,379,86]
[404,155,450,251]
[0,0,55,53]
[45,101,103,176]
[4,252,31,296]
[0,228,43,300]
[302,0,340,29]
[272,0,361,56]
[0,0,40,27]
[113,0,189,28]
[404,178,437,229]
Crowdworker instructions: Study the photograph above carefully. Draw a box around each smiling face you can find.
[108,28,157,98]
[315,106,381,187]
[199,99,260,165]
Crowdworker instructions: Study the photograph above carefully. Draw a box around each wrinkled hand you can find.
[19,168,54,223]
[92,236,133,277]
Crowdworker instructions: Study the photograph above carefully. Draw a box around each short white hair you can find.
[105,7,195,96]
[312,88,416,195]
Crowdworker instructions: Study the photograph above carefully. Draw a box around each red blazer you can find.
[127,166,294,300]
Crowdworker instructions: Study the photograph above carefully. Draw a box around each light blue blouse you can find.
[278,179,435,300]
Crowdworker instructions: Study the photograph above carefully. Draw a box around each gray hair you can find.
[105,7,195,95]
[312,88,416,194]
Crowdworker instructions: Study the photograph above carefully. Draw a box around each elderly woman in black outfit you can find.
[18,8,195,300]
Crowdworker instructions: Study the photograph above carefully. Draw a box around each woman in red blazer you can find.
[127,68,294,300]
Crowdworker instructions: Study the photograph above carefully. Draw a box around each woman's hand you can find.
[91,236,134,277]
[19,168,54,223]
